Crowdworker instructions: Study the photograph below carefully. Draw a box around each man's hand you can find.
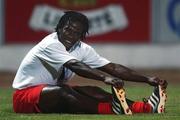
[147,77,168,89]
[104,76,124,88]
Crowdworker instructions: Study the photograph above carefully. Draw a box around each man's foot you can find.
[111,86,132,115]
[147,85,167,113]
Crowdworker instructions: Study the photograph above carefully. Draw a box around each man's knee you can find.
[40,86,71,101]
[39,85,73,113]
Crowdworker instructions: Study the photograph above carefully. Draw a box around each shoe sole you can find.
[112,87,132,115]
[157,85,167,113]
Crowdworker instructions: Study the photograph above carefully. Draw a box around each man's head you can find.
[55,11,89,50]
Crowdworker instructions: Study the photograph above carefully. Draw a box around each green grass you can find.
[0,84,180,120]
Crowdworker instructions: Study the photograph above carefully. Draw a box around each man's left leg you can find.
[72,86,134,115]
[72,86,112,102]
[146,85,167,113]
[111,81,167,114]
[71,83,167,115]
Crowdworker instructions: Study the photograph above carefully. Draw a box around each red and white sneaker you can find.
[147,85,167,113]
[111,86,132,115]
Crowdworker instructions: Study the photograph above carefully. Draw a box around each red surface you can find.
[5,0,150,44]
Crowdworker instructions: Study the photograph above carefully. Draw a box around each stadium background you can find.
[0,0,180,86]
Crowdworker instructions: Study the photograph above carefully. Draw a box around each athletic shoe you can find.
[147,85,167,113]
[111,86,132,115]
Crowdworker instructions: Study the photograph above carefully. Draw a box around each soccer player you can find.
[12,11,167,114]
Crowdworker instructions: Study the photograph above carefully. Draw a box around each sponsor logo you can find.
[29,4,128,36]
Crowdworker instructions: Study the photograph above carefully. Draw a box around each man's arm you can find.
[63,59,124,88]
[97,62,167,87]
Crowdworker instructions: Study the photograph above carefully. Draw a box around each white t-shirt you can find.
[12,32,110,89]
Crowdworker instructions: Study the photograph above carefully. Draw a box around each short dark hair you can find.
[55,11,89,40]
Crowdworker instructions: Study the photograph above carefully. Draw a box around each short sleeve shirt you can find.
[12,32,110,89]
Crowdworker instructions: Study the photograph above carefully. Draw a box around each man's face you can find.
[59,21,83,50]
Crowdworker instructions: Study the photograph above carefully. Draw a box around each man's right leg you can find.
[111,87,133,115]
[38,85,106,114]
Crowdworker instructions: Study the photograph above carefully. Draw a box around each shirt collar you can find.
[68,41,81,52]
